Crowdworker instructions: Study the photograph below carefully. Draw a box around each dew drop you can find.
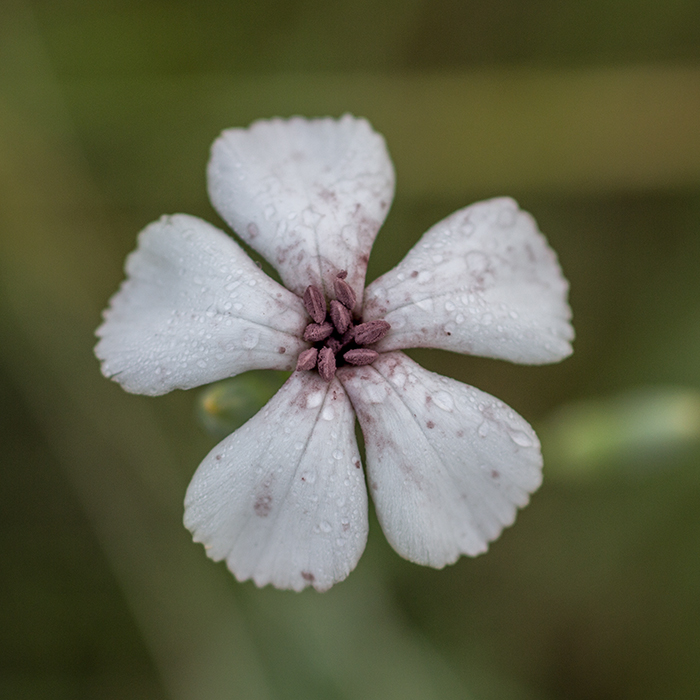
[433,391,454,412]
[332,449,343,460]
[445,301,456,312]
[417,270,432,283]
[509,430,533,447]
[478,422,490,437]
[320,520,332,533]
[306,391,324,408]
[243,330,259,349]
[300,470,316,484]
[321,405,335,421]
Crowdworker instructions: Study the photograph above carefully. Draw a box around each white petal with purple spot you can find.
[207,115,395,304]
[95,214,308,395]
[338,352,542,567]
[363,197,574,364]
[184,372,367,592]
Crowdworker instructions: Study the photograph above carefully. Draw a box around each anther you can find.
[354,320,391,345]
[339,325,355,347]
[303,285,327,324]
[303,321,334,342]
[317,347,336,382]
[334,275,356,311]
[296,347,318,371]
[325,337,342,355]
[343,349,379,366]
[330,300,352,334]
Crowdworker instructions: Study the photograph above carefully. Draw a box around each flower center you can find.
[295,271,390,382]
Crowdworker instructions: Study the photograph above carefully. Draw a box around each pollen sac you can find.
[354,320,391,345]
[334,276,357,311]
[296,347,318,371]
[303,285,327,324]
[303,321,334,342]
[330,300,352,334]
[317,346,336,382]
[344,349,379,366]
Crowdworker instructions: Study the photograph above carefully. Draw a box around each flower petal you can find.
[207,115,395,304]
[363,198,574,364]
[338,352,542,567]
[184,372,368,592]
[95,214,308,396]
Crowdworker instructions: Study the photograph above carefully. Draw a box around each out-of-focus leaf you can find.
[540,387,700,479]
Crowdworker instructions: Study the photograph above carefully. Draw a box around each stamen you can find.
[296,347,318,371]
[317,347,336,382]
[334,276,356,311]
[303,321,334,342]
[339,325,355,347]
[343,349,379,366]
[330,300,352,334]
[325,337,342,354]
[303,285,327,324]
[354,320,391,345]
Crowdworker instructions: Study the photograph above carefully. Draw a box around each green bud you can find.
[197,371,290,438]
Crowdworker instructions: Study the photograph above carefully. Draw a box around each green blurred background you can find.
[2,1,700,698]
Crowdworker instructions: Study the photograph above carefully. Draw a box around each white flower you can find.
[95,115,574,592]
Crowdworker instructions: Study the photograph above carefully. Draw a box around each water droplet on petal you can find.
[433,391,454,412]
[332,449,343,460]
[300,470,316,484]
[306,391,324,408]
[509,430,533,447]
[243,330,259,349]
[321,406,335,421]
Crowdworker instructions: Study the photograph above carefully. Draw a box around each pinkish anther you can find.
[303,321,334,342]
[296,277,389,381]
[344,349,379,366]
[334,276,356,311]
[325,337,342,355]
[303,285,327,324]
[317,347,336,381]
[296,347,318,371]
[340,326,355,346]
[354,320,391,345]
[330,300,352,334]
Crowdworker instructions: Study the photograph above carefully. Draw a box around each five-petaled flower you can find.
[95,115,573,591]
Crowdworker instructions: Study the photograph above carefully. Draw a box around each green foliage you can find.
[2,1,700,698]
